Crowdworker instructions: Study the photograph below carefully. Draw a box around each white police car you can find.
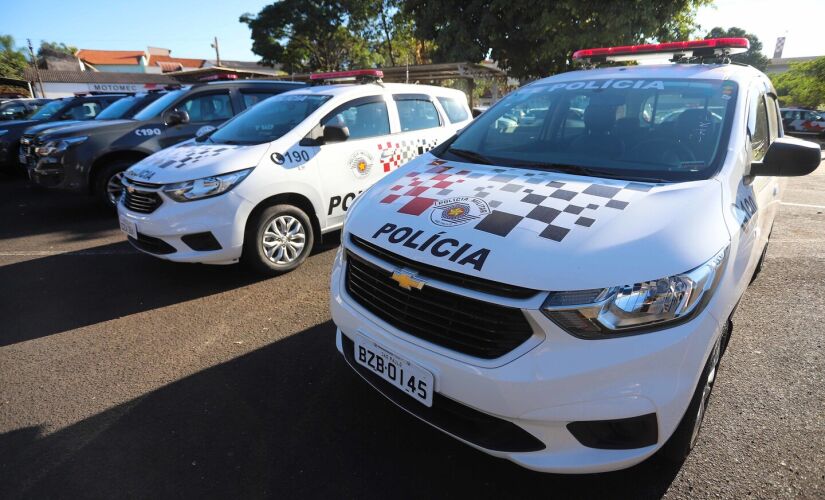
[116,70,471,273]
[330,39,821,472]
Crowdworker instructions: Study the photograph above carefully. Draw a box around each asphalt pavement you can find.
[0,161,823,499]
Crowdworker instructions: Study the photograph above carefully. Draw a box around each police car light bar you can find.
[309,69,384,83]
[572,38,750,62]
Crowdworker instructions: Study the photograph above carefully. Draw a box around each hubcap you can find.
[107,172,125,205]
[261,215,306,265]
[690,337,721,448]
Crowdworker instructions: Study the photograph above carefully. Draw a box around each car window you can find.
[396,98,440,131]
[241,92,277,109]
[766,95,780,141]
[29,100,66,120]
[437,96,469,123]
[322,99,390,140]
[133,89,186,120]
[96,96,141,120]
[62,101,103,120]
[176,93,232,122]
[444,78,738,183]
[749,92,769,161]
[209,94,331,145]
[0,102,27,119]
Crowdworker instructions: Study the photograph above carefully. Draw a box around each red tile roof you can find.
[77,49,146,66]
[150,55,205,68]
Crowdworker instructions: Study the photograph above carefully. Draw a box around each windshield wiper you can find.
[509,161,667,183]
[446,147,494,165]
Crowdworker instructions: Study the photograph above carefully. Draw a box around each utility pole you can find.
[27,39,45,98]
[211,37,221,67]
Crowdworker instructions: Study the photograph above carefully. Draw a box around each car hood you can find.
[124,141,270,184]
[0,119,38,134]
[345,155,729,291]
[23,120,84,136]
[39,119,133,140]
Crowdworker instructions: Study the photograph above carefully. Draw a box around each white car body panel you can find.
[331,63,800,472]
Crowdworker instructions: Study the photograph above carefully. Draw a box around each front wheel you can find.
[243,204,315,275]
[660,332,724,463]
[94,160,133,210]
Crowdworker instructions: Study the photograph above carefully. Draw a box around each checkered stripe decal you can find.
[377,138,441,172]
[143,144,240,169]
[379,161,655,242]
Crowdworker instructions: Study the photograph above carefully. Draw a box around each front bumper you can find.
[118,188,253,265]
[330,246,725,473]
[25,146,88,192]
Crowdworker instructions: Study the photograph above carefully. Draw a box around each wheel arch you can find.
[89,150,150,194]
[245,192,322,245]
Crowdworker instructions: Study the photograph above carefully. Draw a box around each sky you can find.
[0,0,823,63]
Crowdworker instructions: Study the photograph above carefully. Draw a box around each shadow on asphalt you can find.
[0,175,117,242]
[0,236,339,347]
[0,321,683,499]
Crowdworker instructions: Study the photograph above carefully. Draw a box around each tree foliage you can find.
[403,0,711,81]
[704,27,769,71]
[240,0,433,73]
[0,35,28,80]
[771,57,825,109]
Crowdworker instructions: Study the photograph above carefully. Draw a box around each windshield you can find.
[95,96,142,120]
[133,90,186,120]
[443,78,738,182]
[29,100,67,120]
[208,94,332,145]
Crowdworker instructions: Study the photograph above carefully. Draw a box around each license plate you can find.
[119,216,137,239]
[354,335,434,407]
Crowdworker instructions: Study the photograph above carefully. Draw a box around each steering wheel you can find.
[628,139,696,165]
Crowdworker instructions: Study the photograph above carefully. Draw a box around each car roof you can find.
[277,82,467,101]
[531,63,767,87]
[203,80,306,87]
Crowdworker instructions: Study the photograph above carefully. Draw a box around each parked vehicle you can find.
[0,95,124,171]
[117,70,472,274]
[329,39,821,473]
[0,98,51,121]
[780,107,825,138]
[20,92,169,168]
[26,80,305,208]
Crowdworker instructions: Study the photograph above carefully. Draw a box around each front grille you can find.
[351,235,538,299]
[123,186,163,214]
[345,251,534,359]
[342,335,545,452]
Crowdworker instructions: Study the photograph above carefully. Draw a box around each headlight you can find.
[162,168,253,202]
[542,246,728,339]
[36,136,88,157]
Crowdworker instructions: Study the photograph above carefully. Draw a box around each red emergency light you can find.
[572,38,750,62]
[309,69,384,82]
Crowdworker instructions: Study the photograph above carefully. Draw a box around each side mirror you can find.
[165,110,190,127]
[749,137,821,177]
[322,123,349,144]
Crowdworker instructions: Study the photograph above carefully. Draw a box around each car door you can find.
[390,94,452,171]
[158,90,234,149]
[311,94,393,229]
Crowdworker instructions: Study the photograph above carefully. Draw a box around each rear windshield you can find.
[208,94,332,145]
[442,78,738,182]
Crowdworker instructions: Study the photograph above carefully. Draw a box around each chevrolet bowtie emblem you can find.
[390,270,425,291]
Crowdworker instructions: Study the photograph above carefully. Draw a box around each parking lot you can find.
[1,159,824,499]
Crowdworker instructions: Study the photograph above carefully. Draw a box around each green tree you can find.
[37,41,77,66]
[771,57,825,108]
[0,35,28,80]
[240,0,378,73]
[404,0,711,81]
[704,27,769,71]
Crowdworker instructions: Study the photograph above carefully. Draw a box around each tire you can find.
[242,204,315,275]
[94,160,133,210]
[660,332,724,463]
